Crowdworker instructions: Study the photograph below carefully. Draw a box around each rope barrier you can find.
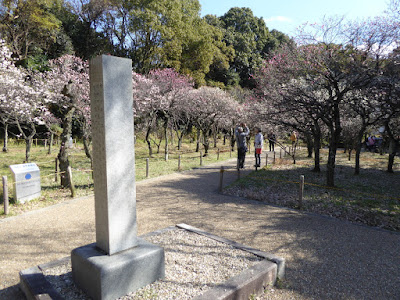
[2,148,247,187]
[71,169,93,173]
[34,160,58,165]
[6,171,67,185]
[247,175,400,201]
[181,156,201,161]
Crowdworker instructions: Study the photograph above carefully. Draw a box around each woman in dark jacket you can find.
[236,124,250,169]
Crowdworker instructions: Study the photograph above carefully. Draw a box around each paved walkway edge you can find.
[20,224,283,300]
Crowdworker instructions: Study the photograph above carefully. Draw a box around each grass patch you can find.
[225,148,400,231]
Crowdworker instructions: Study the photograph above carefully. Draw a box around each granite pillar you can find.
[71,55,164,300]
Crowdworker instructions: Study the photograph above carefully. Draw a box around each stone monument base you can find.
[71,238,165,300]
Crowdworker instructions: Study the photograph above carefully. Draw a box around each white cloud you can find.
[357,41,399,56]
[265,16,293,23]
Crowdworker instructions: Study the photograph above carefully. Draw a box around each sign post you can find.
[9,163,41,203]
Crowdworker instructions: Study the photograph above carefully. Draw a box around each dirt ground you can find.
[1,156,399,299]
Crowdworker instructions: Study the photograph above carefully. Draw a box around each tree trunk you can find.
[175,127,183,151]
[82,135,92,165]
[354,125,367,175]
[348,149,352,161]
[203,141,209,155]
[305,133,313,158]
[2,123,8,152]
[164,121,169,161]
[145,127,153,157]
[58,107,75,188]
[326,128,341,187]
[195,128,200,152]
[326,100,342,187]
[202,130,210,155]
[327,144,336,186]
[230,128,236,151]
[25,138,32,162]
[388,153,395,173]
[48,132,53,154]
[387,138,397,173]
[15,120,36,163]
[177,137,182,150]
[312,125,321,172]
[313,139,321,172]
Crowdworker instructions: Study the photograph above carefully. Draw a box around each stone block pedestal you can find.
[71,238,165,300]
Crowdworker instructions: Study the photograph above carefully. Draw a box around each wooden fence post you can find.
[67,166,76,197]
[265,153,268,167]
[3,176,9,215]
[280,148,282,159]
[35,138,38,147]
[146,158,149,178]
[55,158,58,182]
[217,148,220,160]
[273,152,276,164]
[200,151,203,166]
[230,148,232,158]
[219,166,224,193]
[299,175,304,209]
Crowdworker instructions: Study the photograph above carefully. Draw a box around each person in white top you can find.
[254,127,263,167]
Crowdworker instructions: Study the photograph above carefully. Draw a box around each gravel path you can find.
[42,229,262,300]
[1,154,400,299]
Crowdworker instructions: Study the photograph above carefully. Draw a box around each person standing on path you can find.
[268,132,276,152]
[254,127,263,167]
[236,123,250,169]
[290,130,298,153]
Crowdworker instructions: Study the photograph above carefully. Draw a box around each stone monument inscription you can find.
[71,55,165,300]
[89,54,138,255]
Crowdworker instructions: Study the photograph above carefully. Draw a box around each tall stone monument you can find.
[71,55,165,300]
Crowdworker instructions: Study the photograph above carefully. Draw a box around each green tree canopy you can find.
[205,7,292,88]
[0,0,62,60]
[50,0,109,60]
[97,0,232,86]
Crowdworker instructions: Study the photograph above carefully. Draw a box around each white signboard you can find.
[9,163,41,203]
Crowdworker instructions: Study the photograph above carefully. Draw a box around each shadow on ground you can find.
[136,162,400,299]
[0,284,25,300]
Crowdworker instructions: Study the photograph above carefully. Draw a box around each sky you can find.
[198,0,389,36]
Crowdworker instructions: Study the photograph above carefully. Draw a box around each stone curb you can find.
[176,223,285,280]
[19,266,62,300]
[20,224,283,300]
[193,260,277,300]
